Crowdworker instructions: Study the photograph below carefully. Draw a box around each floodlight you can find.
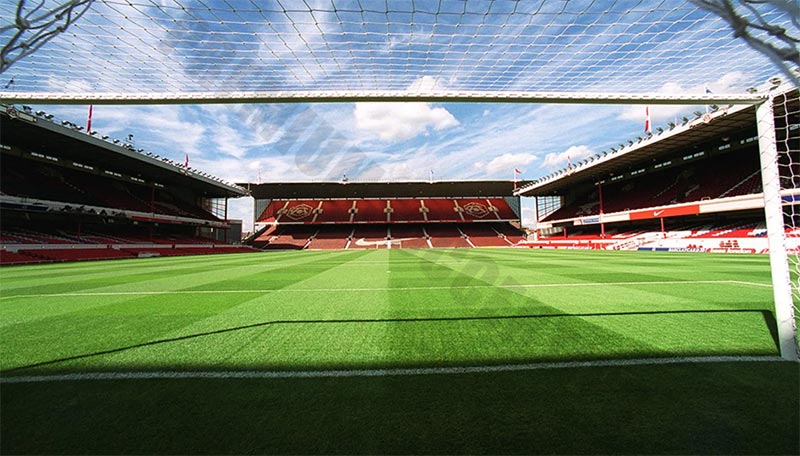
[101,135,109,140]
[35,110,45,116]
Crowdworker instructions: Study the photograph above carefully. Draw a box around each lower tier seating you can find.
[1,226,256,265]
[254,222,525,250]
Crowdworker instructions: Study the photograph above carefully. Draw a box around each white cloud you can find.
[407,75,446,91]
[474,153,538,175]
[352,75,458,142]
[201,106,284,159]
[42,105,207,157]
[354,102,459,142]
[618,71,751,124]
[542,145,594,168]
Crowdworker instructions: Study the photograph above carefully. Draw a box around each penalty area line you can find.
[0,355,789,384]
[0,280,772,300]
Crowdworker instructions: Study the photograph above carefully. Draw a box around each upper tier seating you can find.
[544,150,762,222]
[1,154,219,222]
[316,200,356,223]
[387,200,427,222]
[422,199,460,222]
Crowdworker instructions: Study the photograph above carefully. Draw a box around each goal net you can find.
[772,90,800,358]
[0,0,797,102]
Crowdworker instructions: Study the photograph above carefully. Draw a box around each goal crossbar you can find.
[0,91,769,106]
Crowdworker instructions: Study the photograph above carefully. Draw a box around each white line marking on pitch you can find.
[0,356,789,384]
[0,280,772,300]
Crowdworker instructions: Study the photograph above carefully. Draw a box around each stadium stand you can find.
[353,200,390,223]
[307,226,351,250]
[349,225,390,249]
[256,226,316,250]
[248,183,526,250]
[1,105,254,265]
[542,148,762,222]
[518,92,800,255]
[316,200,356,224]
[425,224,472,248]
[461,224,512,247]
[422,199,461,222]
[387,200,427,223]
[387,225,430,249]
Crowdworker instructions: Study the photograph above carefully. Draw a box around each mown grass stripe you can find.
[0,279,771,300]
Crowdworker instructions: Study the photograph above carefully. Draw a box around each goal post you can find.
[757,93,800,361]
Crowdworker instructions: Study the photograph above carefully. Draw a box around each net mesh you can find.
[0,0,798,100]
[776,91,800,316]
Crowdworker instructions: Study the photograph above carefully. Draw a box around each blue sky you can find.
[4,0,792,230]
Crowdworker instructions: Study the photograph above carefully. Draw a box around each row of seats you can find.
[0,246,255,265]
[545,149,762,221]
[0,225,256,265]
[258,198,518,224]
[255,223,525,250]
[1,154,219,222]
[538,223,768,242]
[1,228,223,246]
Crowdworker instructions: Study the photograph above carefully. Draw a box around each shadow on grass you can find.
[2,360,798,455]
[4,309,781,373]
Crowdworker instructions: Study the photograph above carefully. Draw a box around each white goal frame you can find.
[757,96,799,361]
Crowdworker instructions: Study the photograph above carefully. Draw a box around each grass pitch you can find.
[1,249,798,454]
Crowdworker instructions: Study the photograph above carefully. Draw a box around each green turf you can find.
[1,249,798,454]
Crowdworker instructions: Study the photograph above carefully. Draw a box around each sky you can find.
[3,0,792,231]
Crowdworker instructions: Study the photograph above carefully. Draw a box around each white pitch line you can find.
[0,355,789,384]
[0,280,772,300]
